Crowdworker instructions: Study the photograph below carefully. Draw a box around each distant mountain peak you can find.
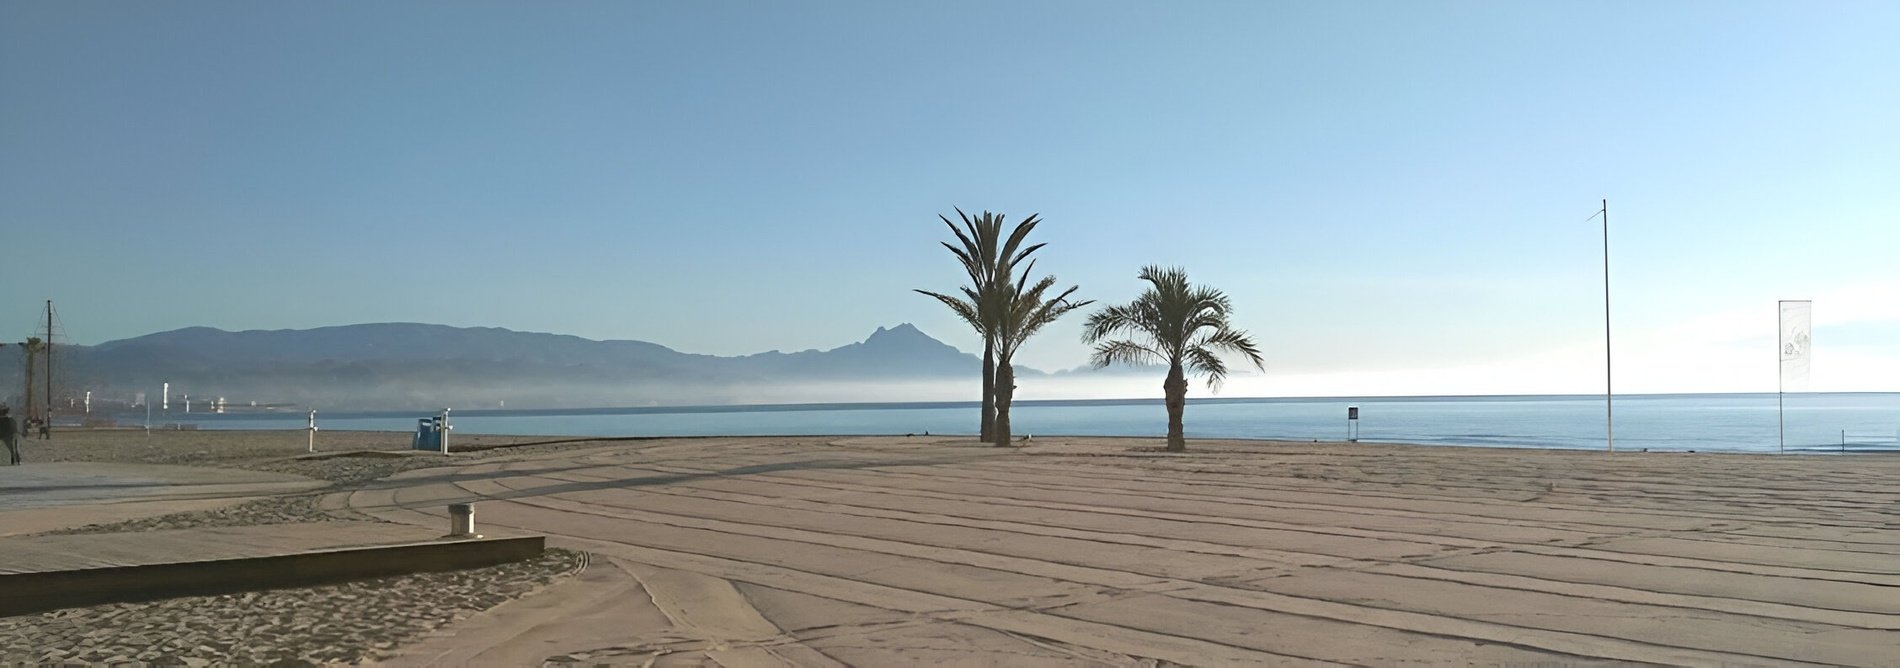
[866,322,929,342]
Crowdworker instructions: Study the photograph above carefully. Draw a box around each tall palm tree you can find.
[992,263,1090,446]
[915,209,1044,441]
[1082,266,1263,452]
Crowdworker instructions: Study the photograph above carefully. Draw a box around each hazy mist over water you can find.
[687,375,1182,405]
[187,392,1900,454]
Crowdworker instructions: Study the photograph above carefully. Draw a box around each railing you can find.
[1835,430,1900,453]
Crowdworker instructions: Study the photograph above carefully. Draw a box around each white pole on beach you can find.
[307,409,318,453]
[1601,199,1613,453]
[1778,303,1784,454]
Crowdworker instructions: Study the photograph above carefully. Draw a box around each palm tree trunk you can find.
[993,362,1015,446]
[1164,363,1187,452]
[22,343,37,423]
[980,339,995,442]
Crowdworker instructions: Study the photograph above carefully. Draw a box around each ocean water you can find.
[179,393,1900,454]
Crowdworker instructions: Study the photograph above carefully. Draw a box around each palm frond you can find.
[1138,265,1191,298]
[998,214,1041,269]
[1010,288,1090,353]
[1188,285,1231,311]
[940,216,979,266]
[1180,310,1226,341]
[1081,303,1144,342]
[1184,346,1231,390]
[994,272,1090,362]
[913,289,982,334]
[937,241,981,283]
[1090,340,1162,368]
[1195,328,1266,371]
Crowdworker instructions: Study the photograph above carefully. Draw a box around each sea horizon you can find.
[167,391,1900,454]
[148,389,1900,420]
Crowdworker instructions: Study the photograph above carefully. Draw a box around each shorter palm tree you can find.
[17,338,43,423]
[1082,266,1263,452]
[992,264,1090,446]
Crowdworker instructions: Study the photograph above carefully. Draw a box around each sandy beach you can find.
[8,431,1900,664]
[352,434,1898,665]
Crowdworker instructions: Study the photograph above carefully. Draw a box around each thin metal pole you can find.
[1602,199,1613,453]
[45,300,53,432]
[1778,302,1785,454]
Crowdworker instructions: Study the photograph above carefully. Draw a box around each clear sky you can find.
[3,1,1896,397]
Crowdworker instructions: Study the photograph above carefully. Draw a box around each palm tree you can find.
[1082,266,1263,452]
[915,210,1044,442]
[18,338,42,422]
[992,263,1090,446]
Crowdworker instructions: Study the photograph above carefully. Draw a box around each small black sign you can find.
[1347,406,1360,420]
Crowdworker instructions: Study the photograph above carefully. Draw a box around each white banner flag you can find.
[1779,300,1811,391]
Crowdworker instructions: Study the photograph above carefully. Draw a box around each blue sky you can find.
[3,1,1896,395]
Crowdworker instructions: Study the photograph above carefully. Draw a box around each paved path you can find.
[343,436,1900,666]
[0,462,326,536]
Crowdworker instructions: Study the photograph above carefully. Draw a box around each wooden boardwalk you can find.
[343,436,1900,665]
[0,522,442,575]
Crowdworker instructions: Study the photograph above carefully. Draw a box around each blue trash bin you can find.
[413,418,438,451]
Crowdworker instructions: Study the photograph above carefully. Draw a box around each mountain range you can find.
[4,322,1144,411]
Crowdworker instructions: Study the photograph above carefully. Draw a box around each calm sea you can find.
[179,393,1900,454]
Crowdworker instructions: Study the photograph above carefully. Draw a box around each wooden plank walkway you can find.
[0,522,444,575]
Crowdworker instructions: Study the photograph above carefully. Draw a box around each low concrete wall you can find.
[0,536,544,617]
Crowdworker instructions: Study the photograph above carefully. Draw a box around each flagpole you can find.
[1778,301,1785,453]
[1602,199,1613,453]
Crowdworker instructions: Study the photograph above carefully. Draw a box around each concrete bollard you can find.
[448,503,478,538]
